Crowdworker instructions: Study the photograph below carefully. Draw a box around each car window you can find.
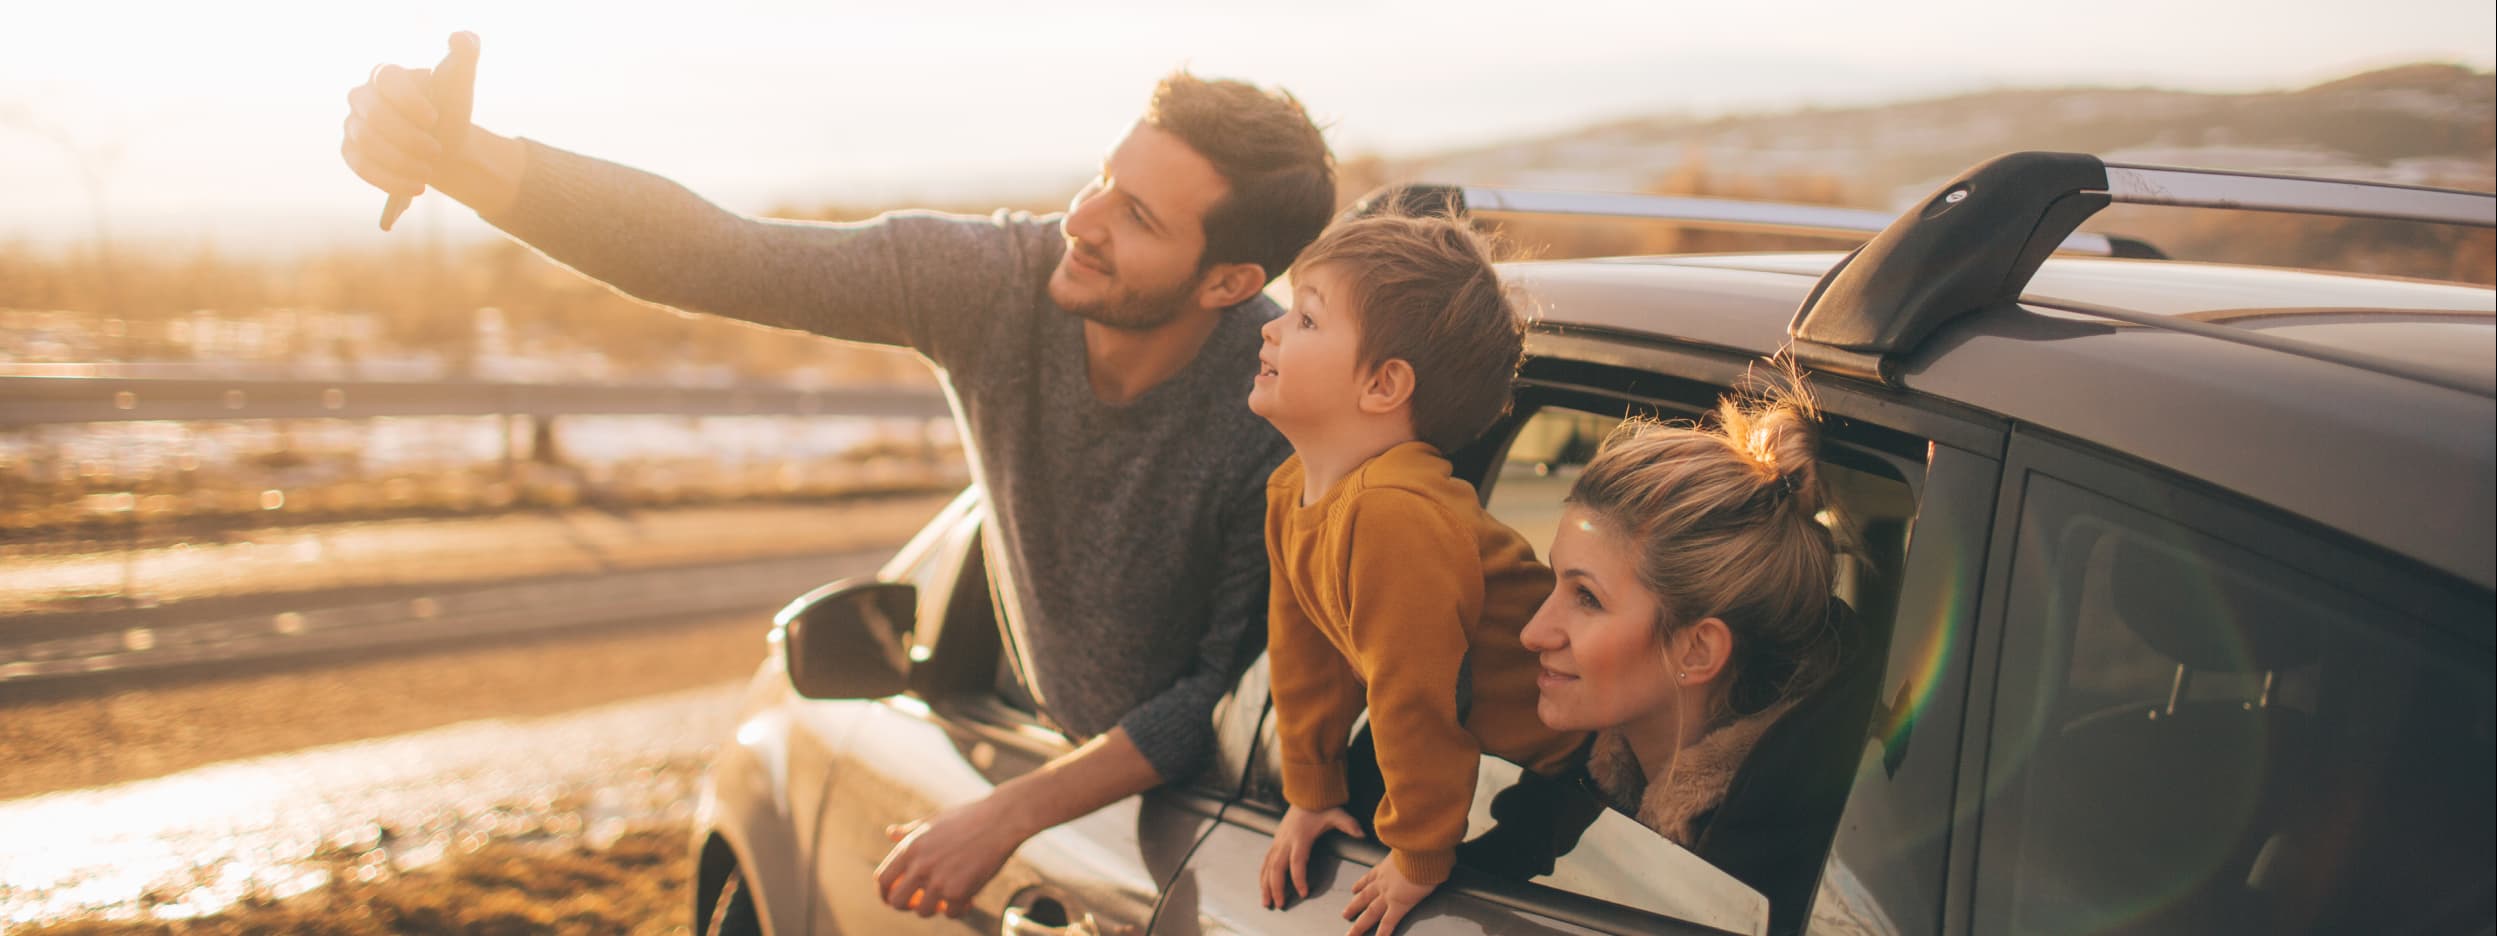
[984,560,1040,716]
[887,492,1045,722]
[1494,398,1929,934]
[1243,394,1927,930]
[1977,470,2495,934]
[892,492,982,658]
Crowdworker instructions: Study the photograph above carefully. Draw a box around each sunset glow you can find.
[4,0,2492,252]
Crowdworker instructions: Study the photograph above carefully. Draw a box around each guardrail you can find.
[0,547,899,687]
[0,374,950,425]
[0,374,960,688]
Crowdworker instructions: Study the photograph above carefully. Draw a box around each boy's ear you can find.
[1360,358,1416,416]
[1194,260,1268,311]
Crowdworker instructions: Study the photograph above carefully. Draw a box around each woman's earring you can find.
[1677,671,1687,683]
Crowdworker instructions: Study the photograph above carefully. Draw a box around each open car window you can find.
[1487,395,1924,932]
[887,488,1046,727]
[1242,709,1771,932]
[1238,390,1924,932]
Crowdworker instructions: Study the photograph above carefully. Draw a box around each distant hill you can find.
[1379,63,2495,209]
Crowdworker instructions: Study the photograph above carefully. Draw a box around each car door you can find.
[795,495,1216,936]
[1962,430,2495,934]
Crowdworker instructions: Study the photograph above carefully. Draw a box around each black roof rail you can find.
[1786,152,2497,384]
[1345,183,2159,257]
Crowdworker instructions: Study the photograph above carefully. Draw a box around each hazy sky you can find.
[3,0,2491,254]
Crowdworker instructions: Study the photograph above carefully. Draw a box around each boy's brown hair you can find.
[1294,214,1526,453]
[1144,72,1336,283]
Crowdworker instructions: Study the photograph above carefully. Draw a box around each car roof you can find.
[1508,253,2497,592]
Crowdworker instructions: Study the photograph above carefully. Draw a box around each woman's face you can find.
[1521,507,1683,733]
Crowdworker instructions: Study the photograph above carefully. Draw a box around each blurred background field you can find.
[5,64,2488,556]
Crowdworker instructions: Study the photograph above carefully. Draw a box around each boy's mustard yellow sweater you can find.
[1266,441,1587,885]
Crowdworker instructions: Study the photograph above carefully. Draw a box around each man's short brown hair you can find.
[1144,72,1335,283]
[1295,215,1526,453]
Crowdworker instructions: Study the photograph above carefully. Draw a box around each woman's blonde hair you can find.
[1566,373,1840,717]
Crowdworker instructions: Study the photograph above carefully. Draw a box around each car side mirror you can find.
[779,579,916,700]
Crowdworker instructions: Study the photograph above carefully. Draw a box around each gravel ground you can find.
[0,610,780,802]
[0,495,950,931]
[14,824,698,936]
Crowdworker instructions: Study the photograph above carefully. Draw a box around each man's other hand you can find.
[874,793,1032,918]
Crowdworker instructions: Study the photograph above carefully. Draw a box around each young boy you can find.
[1247,214,1587,935]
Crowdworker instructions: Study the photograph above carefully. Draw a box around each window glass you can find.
[1200,653,1274,798]
[1984,473,2495,934]
[895,504,980,657]
[977,521,1045,717]
[1487,408,1617,552]
[983,576,1033,713]
[893,499,1037,719]
[1487,405,1919,636]
[1808,445,1993,936]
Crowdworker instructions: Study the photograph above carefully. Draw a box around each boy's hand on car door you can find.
[1261,805,1364,909]
[1343,857,1436,936]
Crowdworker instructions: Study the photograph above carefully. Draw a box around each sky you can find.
[2,0,2492,255]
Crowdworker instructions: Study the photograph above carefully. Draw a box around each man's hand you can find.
[342,32,525,218]
[870,727,1162,919]
[873,792,1032,918]
[1261,805,1364,909]
[1341,857,1437,936]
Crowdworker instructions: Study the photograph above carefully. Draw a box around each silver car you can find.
[693,152,2497,936]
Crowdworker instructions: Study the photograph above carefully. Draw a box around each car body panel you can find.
[798,695,1188,936]
[700,663,811,936]
[1509,255,2496,591]
[1914,307,2496,591]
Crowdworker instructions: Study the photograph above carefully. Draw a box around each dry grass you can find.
[20,827,694,936]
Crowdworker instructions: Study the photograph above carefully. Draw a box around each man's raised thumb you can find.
[431,32,481,150]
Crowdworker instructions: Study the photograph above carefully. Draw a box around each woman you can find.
[1519,386,1844,901]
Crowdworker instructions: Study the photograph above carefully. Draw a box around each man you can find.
[340,33,1332,917]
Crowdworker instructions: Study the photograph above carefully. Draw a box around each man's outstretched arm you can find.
[872,726,1162,918]
[340,38,1022,365]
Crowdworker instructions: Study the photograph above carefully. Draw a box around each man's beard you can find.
[1055,262,1198,332]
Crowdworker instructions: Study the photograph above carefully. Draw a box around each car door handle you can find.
[1000,892,1099,936]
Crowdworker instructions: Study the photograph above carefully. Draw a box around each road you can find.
[0,495,950,926]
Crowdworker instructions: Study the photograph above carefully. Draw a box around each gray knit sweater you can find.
[487,140,1289,783]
